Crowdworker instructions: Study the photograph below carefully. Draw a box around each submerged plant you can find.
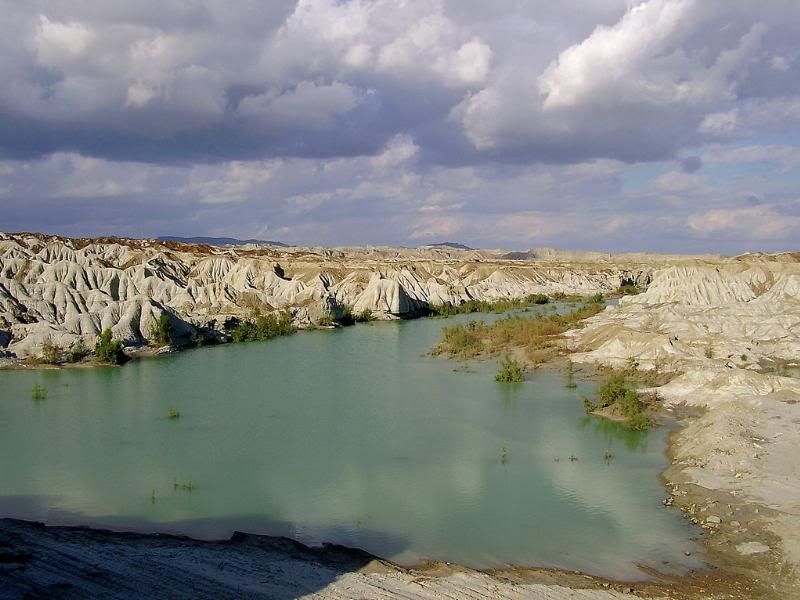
[31,384,48,400]
[167,408,180,419]
[500,447,509,464]
[580,394,595,414]
[173,478,195,492]
[565,360,577,388]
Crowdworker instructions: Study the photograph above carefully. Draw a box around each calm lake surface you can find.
[0,308,701,579]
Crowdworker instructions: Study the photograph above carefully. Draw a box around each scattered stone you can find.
[706,515,721,524]
[736,542,770,556]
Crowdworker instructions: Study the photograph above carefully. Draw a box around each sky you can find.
[0,0,799,253]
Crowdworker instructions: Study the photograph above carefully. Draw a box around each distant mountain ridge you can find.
[157,236,288,247]
[422,242,474,251]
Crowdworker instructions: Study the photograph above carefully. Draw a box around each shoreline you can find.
[0,515,758,599]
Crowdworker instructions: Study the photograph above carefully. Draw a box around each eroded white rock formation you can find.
[0,232,655,360]
[569,258,800,583]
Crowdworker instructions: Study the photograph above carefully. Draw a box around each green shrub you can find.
[589,293,604,304]
[616,284,640,296]
[495,355,524,383]
[31,384,48,400]
[426,294,551,317]
[705,346,715,359]
[527,294,550,305]
[626,412,654,431]
[96,329,124,364]
[229,310,297,341]
[151,313,173,346]
[437,320,485,357]
[338,306,356,326]
[593,372,653,430]
[356,308,374,322]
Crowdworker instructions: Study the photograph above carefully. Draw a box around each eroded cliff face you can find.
[0,232,656,360]
[569,262,800,372]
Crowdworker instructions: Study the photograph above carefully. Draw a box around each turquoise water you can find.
[0,309,700,579]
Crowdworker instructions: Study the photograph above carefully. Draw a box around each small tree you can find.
[96,329,124,364]
[155,313,173,346]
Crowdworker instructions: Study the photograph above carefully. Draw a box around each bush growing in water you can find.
[439,320,485,358]
[495,355,524,382]
[96,329,125,364]
[584,372,654,431]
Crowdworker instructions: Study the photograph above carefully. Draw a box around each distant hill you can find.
[423,242,474,251]
[157,236,288,248]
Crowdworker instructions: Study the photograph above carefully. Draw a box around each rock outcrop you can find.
[0,232,663,360]
[569,262,800,372]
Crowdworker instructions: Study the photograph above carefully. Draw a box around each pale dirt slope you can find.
[569,259,800,596]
